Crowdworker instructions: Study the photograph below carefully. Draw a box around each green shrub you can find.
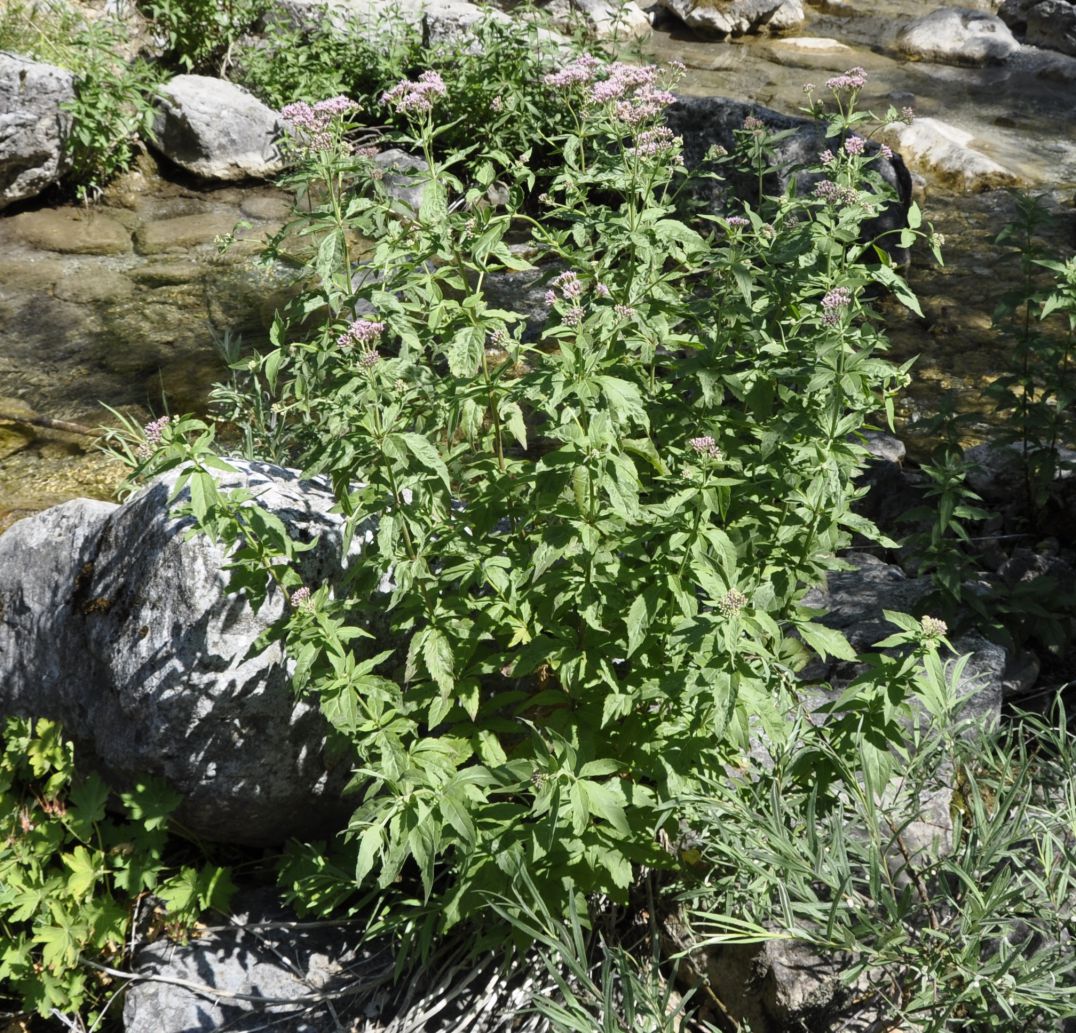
[62,19,161,202]
[139,0,269,74]
[122,54,947,943]
[988,193,1076,518]
[0,717,233,1023]
[235,11,575,181]
[680,699,1076,1032]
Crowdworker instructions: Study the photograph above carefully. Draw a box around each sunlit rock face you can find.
[0,53,74,210]
[0,461,372,846]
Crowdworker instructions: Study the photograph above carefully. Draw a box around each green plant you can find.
[234,9,575,185]
[122,56,943,946]
[0,0,84,61]
[140,0,269,74]
[902,443,988,618]
[679,687,1076,1033]
[0,717,234,1024]
[987,193,1076,519]
[61,19,161,201]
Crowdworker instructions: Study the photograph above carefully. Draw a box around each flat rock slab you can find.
[881,118,1023,192]
[134,212,242,254]
[10,208,132,255]
[124,889,386,1033]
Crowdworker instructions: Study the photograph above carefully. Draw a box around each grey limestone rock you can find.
[896,7,1020,65]
[567,0,653,36]
[657,0,804,36]
[0,52,74,209]
[153,75,283,181]
[123,889,385,1033]
[1001,0,1076,55]
[0,460,369,846]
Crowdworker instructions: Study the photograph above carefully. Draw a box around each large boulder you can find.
[564,0,652,37]
[895,7,1020,65]
[152,75,283,181]
[1000,0,1076,55]
[0,52,74,209]
[270,0,565,47]
[0,460,368,846]
[657,0,804,35]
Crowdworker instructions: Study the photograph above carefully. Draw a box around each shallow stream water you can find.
[1,0,1074,526]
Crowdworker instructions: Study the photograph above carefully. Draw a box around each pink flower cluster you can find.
[381,71,447,115]
[137,415,171,459]
[544,57,674,125]
[338,318,386,349]
[813,179,858,206]
[545,270,585,307]
[543,53,602,88]
[821,286,852,325]
[843,135,866,156]
[291,586,312,608]
[629,126,681,159]
[726,215,750,228]
[689,435,722,459]
[742,115,765,132]
[825,66,868,91]
[280,96,358,150]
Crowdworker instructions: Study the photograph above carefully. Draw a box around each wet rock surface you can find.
[881,116,1023,191]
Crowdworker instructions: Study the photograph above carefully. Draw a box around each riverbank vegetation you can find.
[2,3,1076,1031]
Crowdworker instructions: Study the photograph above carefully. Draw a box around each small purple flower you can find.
[813,179,858,206]
[338,318,386,348]
[595,282,611,298]
[359,350,381,368]
[137,415,171,459]
[742,115,765,131]
[843,135,866,157]
[143,415,171,444]
[291,585,312,609]
[821,286,852,325]
[880,143,893,160]
[280,96,357,151]
[825,66,867,91]
[614,304,635,319]
[381,71,447,115]
[819,148,835,166]
[544,289,557,306]
[629,126,680,158]
[563,306,584,326]
[802,82,816,94]
[553,270,583,299]
[901,106,915,124]
[689,435,722,460]
[726,215,750,228]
